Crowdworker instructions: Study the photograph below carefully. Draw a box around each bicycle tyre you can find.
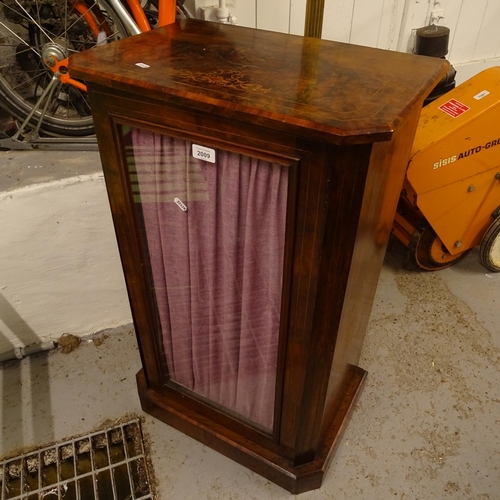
[0,0,127,136]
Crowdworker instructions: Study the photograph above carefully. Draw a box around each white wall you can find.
[187,0,307,34]
[321,0,500,80]
[192,0,500,79]
[0,174,132,355]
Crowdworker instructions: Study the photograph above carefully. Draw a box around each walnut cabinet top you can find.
[70,19,449,144]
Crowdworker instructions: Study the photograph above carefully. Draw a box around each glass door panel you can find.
[122,126,289,431]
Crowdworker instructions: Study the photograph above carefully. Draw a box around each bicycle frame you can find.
[45,0,176,94]
[0,0,180,149]
[157,0,176,28]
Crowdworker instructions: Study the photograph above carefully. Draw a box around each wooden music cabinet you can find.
[70,20,448,494]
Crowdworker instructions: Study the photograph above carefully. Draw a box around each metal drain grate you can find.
[0,419,153,500]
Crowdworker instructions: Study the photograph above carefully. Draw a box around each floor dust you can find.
[367,270,499,417]
[57,333,81,354]
[332,265,500,498]
[139,420,160,500]
[92,334,109,347]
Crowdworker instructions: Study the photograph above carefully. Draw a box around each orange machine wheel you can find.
[411,224,469,271]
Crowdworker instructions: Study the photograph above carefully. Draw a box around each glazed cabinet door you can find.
[120,124,291,432]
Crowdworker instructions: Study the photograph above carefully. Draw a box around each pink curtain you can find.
[127,128,288,430]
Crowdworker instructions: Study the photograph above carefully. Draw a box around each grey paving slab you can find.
[1,150,101,192]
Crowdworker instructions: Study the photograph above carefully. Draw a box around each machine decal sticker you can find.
[433,156,457,169]
[438,98,470,118]
[433,137,500,169]
[457,139,500,159]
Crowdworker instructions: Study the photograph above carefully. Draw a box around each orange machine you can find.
[392,67,500,271]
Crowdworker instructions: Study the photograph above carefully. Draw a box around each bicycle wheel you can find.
[0,0,127,136]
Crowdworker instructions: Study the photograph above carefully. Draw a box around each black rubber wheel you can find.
[0,0,126,136]
[410,223,469,271]
[479,216,500,272]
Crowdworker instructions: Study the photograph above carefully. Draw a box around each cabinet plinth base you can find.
[136,367,367,494]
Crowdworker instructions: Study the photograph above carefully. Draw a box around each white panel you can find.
[0,175,131,354]
[289,0,307,35]
[236,0,257,28]
[321,0,355,42]
[256,0,290,33]
[350,0,385,47]
[377,0,406,50]
[396,0,432,52]
[448,0,488,63]
[473,0,500,61]
[455,57,500,84]
[437,0,463,57]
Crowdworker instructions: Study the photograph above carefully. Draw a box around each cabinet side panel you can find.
[290,142,372,460]
[320,107,422,437]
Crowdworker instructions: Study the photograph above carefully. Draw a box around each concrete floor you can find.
[1,151,500,499]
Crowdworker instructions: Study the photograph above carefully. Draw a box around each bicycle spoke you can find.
[0,20,40,56]
[72,86,91,112]
[64,0,68,41]
[66,94,81,116]
[64,2,98,34]
[0,2,67,44]
[0,42,30,47]
[51,87,84,119]
[7,68,47,93]
[14,0,53,42]
[6,41,45,54]
[34,0,42,40]
[0,1,30,21]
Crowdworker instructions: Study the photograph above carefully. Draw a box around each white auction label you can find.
[474,90,490,100]
[192,144,216,163]
[135,62,150,68]
[174,197,187,211]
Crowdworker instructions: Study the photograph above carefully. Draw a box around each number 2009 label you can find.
[192,144,216,163]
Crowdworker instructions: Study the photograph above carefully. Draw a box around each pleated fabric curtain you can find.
[127,128,288,430]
